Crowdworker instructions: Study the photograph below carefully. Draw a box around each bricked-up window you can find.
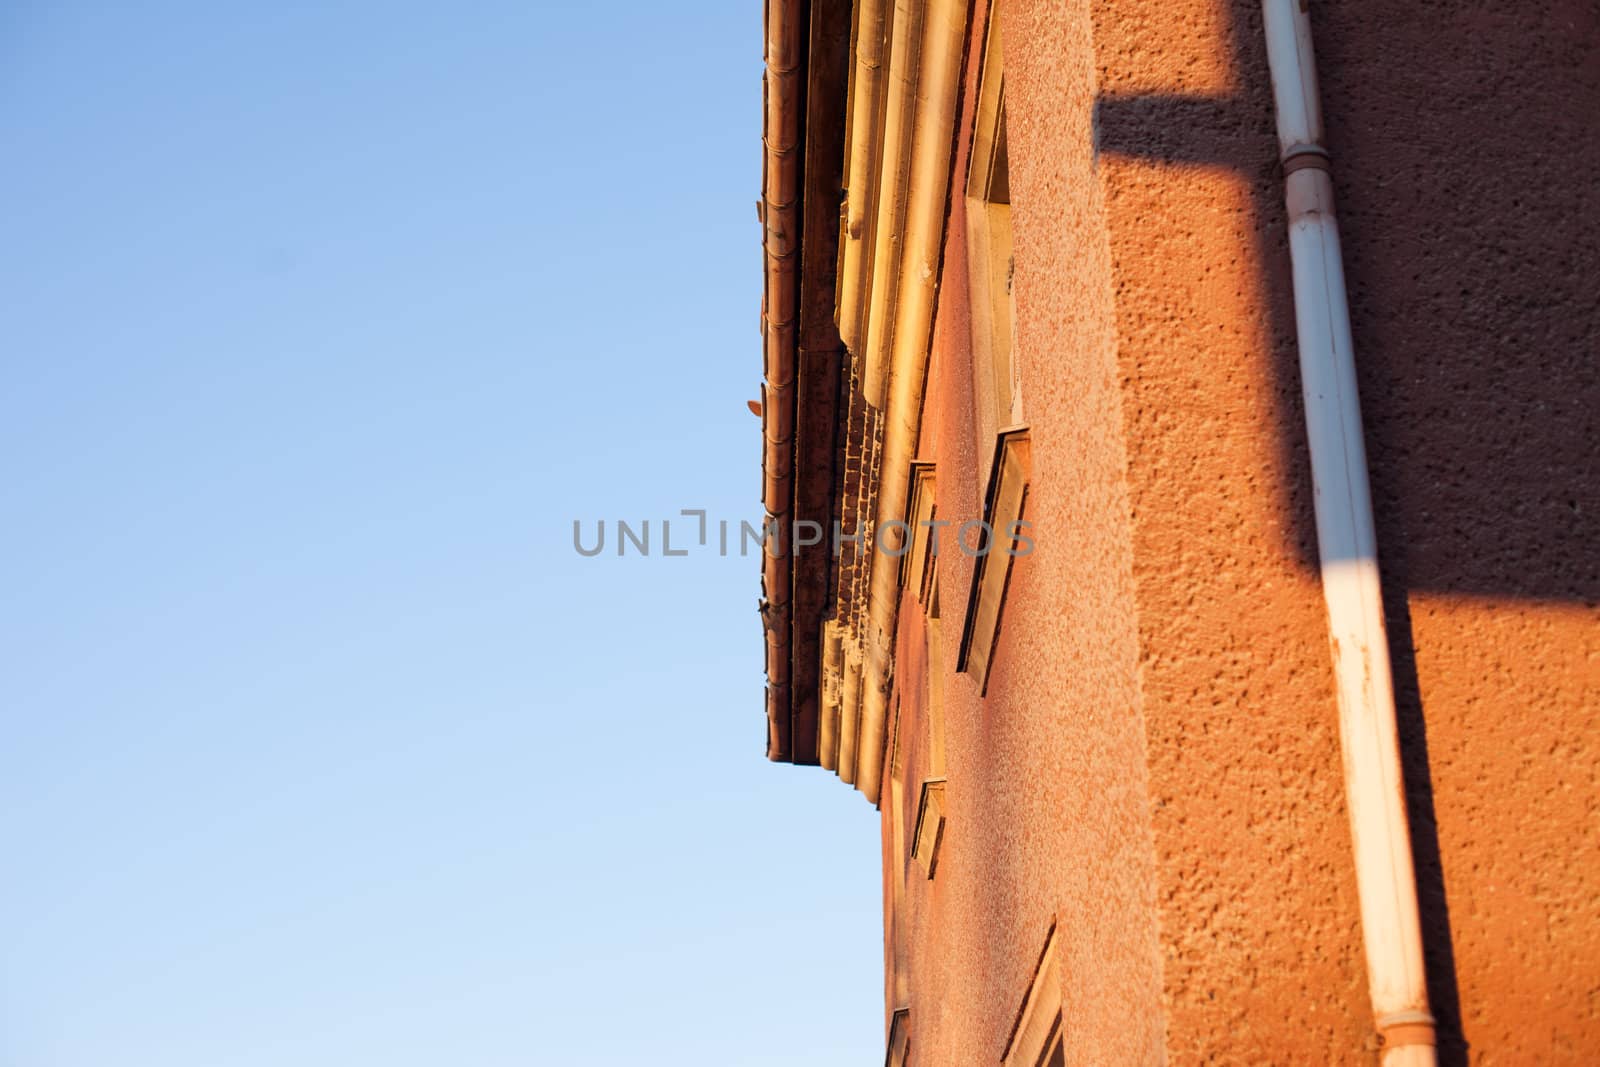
[966,4,1022,488]
[926,577,947,780]
[887,693,912,1007]
[902,462,939,606]
[902,462,950,876]
[1002,923,1064,1067]
[886,1008,911,1067]
[957,428,1031,695]
[913,576,948,878]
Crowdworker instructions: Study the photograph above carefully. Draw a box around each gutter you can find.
[763,0,851,765]
[761,0,802,761]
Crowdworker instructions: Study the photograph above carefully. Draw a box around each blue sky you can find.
[0,3,882,1064]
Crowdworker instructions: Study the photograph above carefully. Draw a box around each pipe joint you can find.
[1280,142,1331,175]
[1377,1011,1438,1050]
[1283,165,1336,222]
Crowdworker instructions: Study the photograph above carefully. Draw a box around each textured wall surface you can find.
[883,1,1167,1062]
[1079,0,1382,1058]
[1317,1,1600,1059]
[872,0,1598,1063]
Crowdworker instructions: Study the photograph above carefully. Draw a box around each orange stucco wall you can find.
[877,1,1599,1063]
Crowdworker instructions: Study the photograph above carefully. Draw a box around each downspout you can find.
[1259,3,1437,1063]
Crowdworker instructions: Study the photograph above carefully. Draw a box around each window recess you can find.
[957,427,1031,695]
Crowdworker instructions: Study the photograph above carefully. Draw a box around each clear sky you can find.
[0,3,882,1064]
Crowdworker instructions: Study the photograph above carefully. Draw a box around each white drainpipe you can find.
[1259,3,1438,1064]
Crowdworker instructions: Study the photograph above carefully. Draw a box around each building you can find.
[755,1,1599,1063]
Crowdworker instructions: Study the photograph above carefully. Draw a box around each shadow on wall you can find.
[1092,1,1600,1062]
